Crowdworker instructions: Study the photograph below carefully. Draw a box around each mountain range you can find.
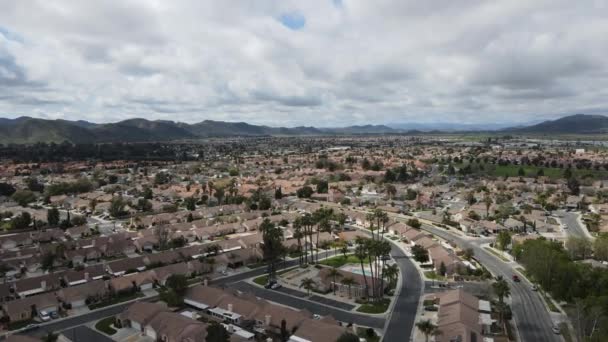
[0,114,605,144]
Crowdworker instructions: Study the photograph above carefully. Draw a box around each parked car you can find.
[552,325,561,334]
[265,280,277,289]
[271,282,282,290]
[313,314,322,320]
[532,284,538,291]
[39,311,51,321]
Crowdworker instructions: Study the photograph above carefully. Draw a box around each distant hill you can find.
[0,114,606,144]
[504,114,608,134]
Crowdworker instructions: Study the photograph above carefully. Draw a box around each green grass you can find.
[484,247,511,262]
[424,271,446,281]
[356,299,390,314]
[454,162,608,179]
[95,317,117,335]
[8,319,35,331]
[254,274,269,286]
[319,254,364,268]
[89,292,144,310]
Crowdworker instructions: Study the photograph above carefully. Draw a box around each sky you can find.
[0,0,607,127]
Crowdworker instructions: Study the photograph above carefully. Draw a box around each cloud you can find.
[0,0,606,126]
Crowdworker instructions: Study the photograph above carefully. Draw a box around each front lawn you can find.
[95,316,117,335]
[356,298,390,314]
[319,254,364,268]
[89,292,144,310]
[424,271,446,281]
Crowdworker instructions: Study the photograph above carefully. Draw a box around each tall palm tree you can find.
[492,276,511,305]
[293,218,304,266]
[377,240,392,298]
[354,238,370,298]
[340,277,356,299]
[328,267,343,295]
[299,278,316,296]
[416,320,441,342]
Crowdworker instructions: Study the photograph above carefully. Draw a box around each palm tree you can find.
[377,240,392,298]
[340,277,356,299]
[354,238,370,298]
[385,184,397,200]
[484,193,493,218]
[416,320,441,342]
[328,268,343,295]
[293,219,304,266]
[340,243,349,260]
[299,278,316,296]
[492,276,511,304]
[384,264,399,289]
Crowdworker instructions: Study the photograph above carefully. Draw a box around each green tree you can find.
[205,321,230,342]
[565,236,592,260]
[336,333,359,342]
[166,274,188,296]
[593,236,608,261]
[300,277,316,296]
[261,219,284,281]
[411,245,429,263]
[328,267,343,295]
[109,196,126,218]
[438,262,447,276]
[407,218,421,229]
[297,186,313,198]
[340,277,356,299]
[496,231,511,251]
[416,320,441,342]
[12,190,36,207]
[184,197,196,211]
[492,276,511,304]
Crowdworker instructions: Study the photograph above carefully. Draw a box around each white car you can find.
[39,311,51,322]
[552,325,561,334]
[313,314,322,320]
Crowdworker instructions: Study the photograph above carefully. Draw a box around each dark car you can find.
[512,275,521,282]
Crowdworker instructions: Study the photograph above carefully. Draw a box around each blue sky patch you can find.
[278,12,306,30]
[0,26,24,43]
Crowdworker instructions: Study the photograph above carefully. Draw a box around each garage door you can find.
[71,299,86,308]
[145,326,156,340]
[132,321,141,331]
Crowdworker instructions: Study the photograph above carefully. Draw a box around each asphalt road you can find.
[18,239,423,341]
[61,326,114,342]
[381,238,423,342]
[559,211,591,239]
[231,282,384,328]
[18,251,345,337]
[419,223,561,342]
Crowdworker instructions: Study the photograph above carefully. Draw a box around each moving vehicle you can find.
[512,275,521,282]
[532,284,538,291]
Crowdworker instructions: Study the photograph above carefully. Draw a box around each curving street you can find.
[419,223,562,342]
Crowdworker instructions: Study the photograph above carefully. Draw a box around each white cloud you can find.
[0,0,606,126]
